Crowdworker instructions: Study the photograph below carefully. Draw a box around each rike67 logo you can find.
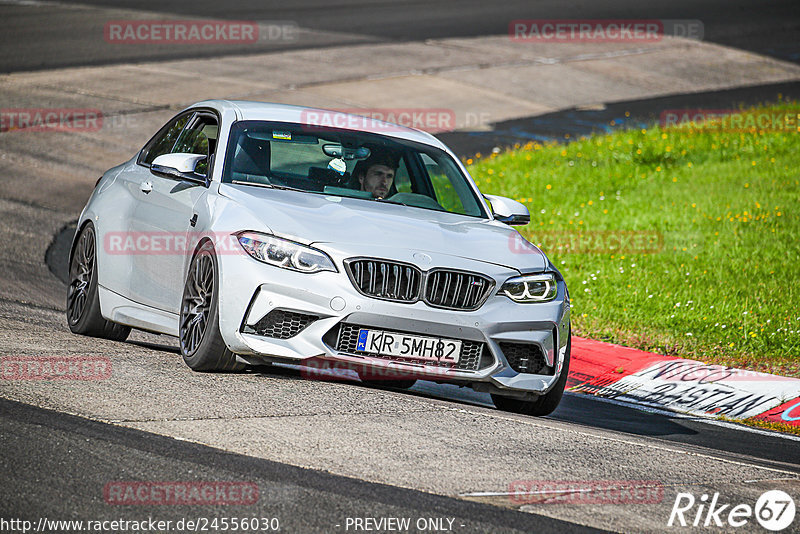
[668,490,795,531]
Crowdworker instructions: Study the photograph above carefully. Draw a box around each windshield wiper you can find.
[375,197,409,207]
[269,184,307,192]
[231,180,306,193]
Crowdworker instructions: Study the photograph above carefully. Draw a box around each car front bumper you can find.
[217,245,570,397]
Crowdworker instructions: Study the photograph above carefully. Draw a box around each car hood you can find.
[218,183,547,271]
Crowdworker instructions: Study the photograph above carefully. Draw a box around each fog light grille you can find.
[243,309,318,339]
[499,342,553,375]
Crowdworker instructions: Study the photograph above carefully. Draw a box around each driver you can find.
[353,149,400,199]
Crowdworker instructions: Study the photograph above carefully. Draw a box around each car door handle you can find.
[140,180,153,194]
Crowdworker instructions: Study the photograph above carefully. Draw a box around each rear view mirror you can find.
[150,153,207,184]
[483,194,530,226]
[322,144,371,160]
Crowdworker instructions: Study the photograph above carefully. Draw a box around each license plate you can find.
[356,329,461,364]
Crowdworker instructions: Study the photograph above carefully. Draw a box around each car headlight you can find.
[236,231,336,273]
[500,273,558,303]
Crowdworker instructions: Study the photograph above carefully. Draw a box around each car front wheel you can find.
[179,242,244,372]
[491,331,571,417]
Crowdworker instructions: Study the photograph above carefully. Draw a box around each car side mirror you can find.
[483,194,530,226]
[150,153,207,184]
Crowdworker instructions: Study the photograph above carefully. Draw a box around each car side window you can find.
[140,113,191,166]
[393,158,412,193]
[172,113,219,177]
[420,153,482,216]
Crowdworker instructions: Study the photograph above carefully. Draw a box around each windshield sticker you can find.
[272,131,292,140]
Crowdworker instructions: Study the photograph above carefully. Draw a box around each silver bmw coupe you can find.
[67,100,571,416]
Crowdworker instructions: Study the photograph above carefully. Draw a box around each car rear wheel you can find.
[491,331,571,417]
[67,223,131,341]
[180,243,244,372]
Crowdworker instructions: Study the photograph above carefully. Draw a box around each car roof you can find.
[188,99,450,151]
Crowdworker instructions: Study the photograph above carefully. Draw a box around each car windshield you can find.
[222,120,488,218]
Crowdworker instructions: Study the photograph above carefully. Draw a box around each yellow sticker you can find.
[272,131,292,140]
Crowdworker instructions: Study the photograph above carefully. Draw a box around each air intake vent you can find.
[242,309,318,339]
[499,342,553,375]
[345,259,421,303]
[345,258,495,311]
[424,269,494,311]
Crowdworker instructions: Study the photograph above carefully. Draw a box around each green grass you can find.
[719,416,800,436]
[467,102,800,377]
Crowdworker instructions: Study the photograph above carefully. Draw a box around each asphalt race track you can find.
[1,1,800,533]
[2,0,799,71]
[1,398,600,533]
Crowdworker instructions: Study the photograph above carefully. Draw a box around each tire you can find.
[491,331,571,417]
[67,223,131,341]
[179,242,244,372]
